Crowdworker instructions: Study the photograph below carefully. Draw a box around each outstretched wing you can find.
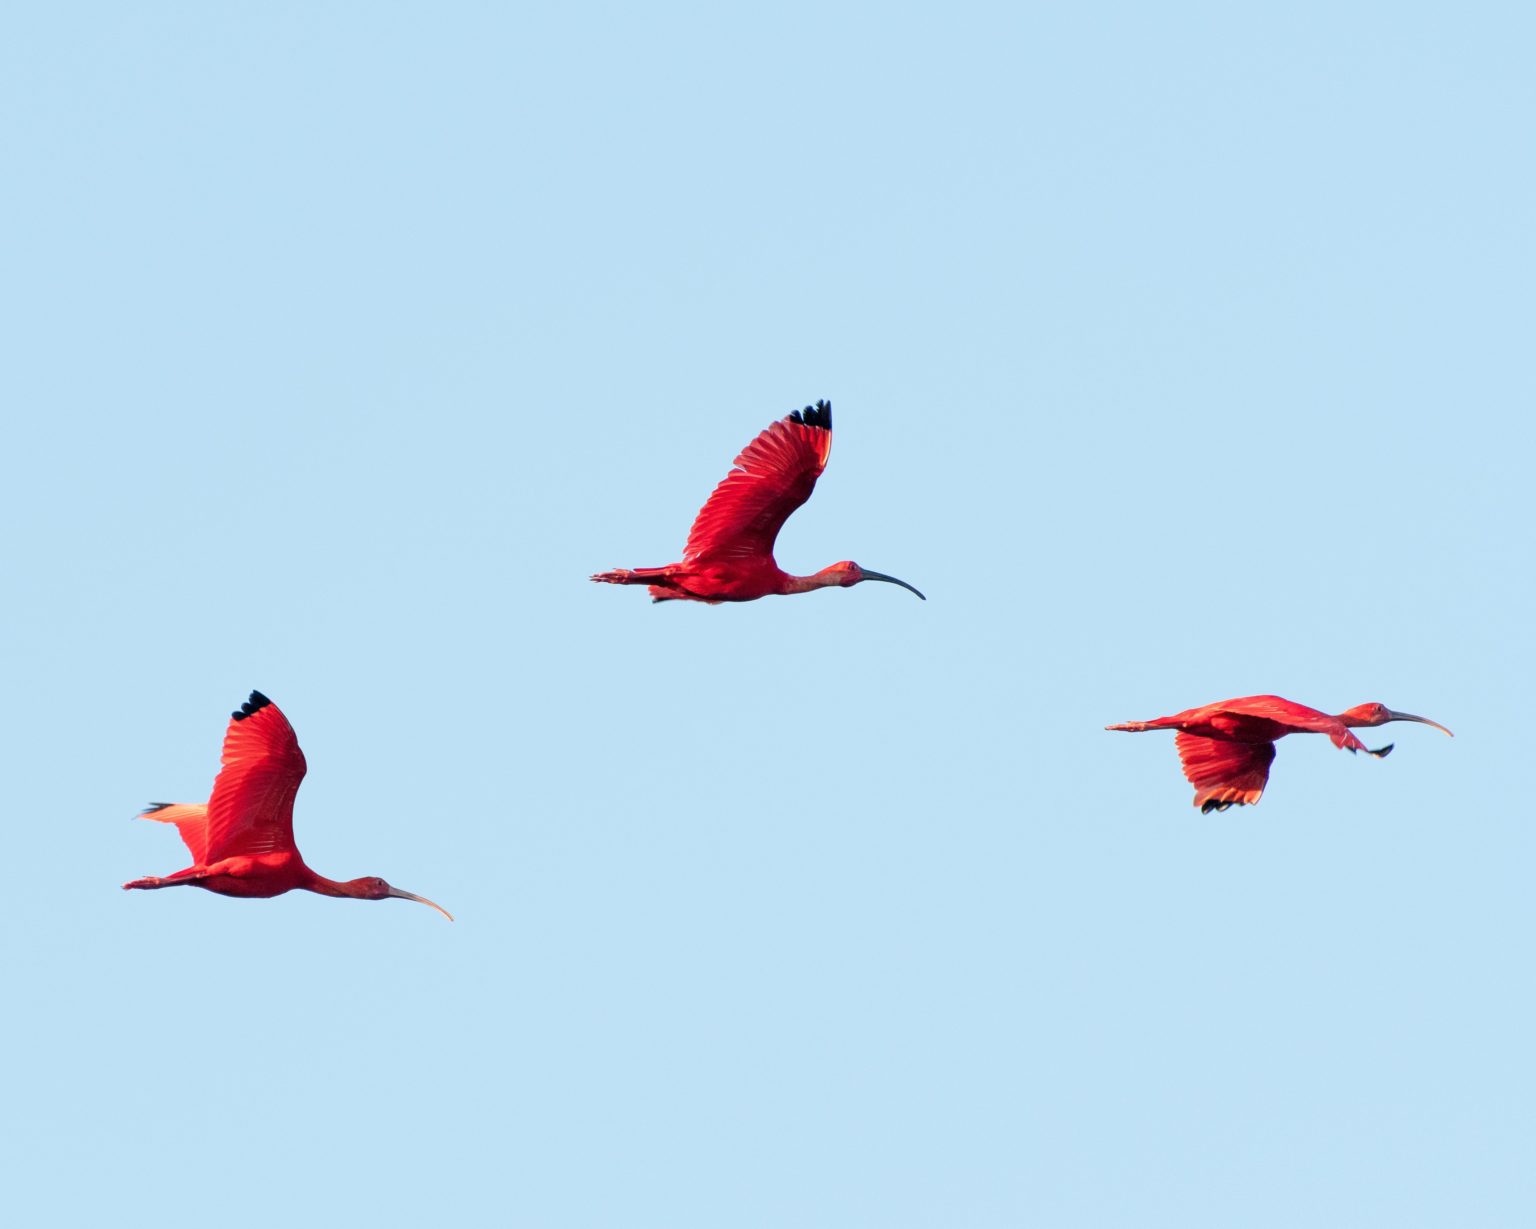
[682,402,833,564]
[1176,733,1276,813]
[204,691,307,862]
[1211,695,1361,747]
[138,803,210,864]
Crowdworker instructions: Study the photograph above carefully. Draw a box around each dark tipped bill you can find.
[861,569,926,600]
[388,886,455,921]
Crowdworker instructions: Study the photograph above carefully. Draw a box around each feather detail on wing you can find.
[138,803,210,864]
[204,691,307,862]
[1211,695,1341,735]
[1176,733,1276,813]
[682,402,833,564]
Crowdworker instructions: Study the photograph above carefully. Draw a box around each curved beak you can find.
[388,886,455,921]
[858,569,926,600]
[1386,711,1454,737]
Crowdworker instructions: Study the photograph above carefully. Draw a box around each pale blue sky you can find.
[2,3,1532,1226]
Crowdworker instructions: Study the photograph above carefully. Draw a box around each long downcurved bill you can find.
[860,569,926,600]
[1387,711,1454,737]
[388,886,455,921]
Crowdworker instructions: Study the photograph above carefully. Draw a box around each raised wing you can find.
[682,402,833,563]
[204,691,308,862]
[138,803,210,864]
[1176,733,1276,813]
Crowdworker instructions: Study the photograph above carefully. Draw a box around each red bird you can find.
[1106,694,1452,812]
[590,400,924,603]
[124,691,452,919]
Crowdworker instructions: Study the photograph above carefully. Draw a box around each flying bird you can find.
[124,691,452,919]
[1106,694,1452,812]
[590,400,924,603]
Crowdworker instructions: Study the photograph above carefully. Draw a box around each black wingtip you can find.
[141,802,173,815]
[1201,799,1247,814]
[232,690,273,721]
[787,399,831,431]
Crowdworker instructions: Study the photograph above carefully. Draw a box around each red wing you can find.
[682,402,833,564]
[1175,733,1276,813]
[138,803,210,864]
[1211,695,1340,734]
[204,691,307,862]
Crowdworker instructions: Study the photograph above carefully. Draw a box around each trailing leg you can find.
[122,866,208,891]
[1105,718,1178,733]
[591,566,674,587]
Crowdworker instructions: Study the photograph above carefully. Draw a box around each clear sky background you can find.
[2,3,1532,1226]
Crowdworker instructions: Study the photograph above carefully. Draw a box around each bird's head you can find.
[348,876,454,920]
[820,561,926,599]
[1339,702,1453,736]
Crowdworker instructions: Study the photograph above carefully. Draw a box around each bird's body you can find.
[1107,694,1452,812]
[591,401,924,604]
[124,691,452,919]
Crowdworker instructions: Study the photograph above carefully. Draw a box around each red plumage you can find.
[1107,694,1452,812]
[125,691,452,919]
[203,692,306,862]
[591,401,923,603]
[683,408,832,564]
[1174,733,1276,812]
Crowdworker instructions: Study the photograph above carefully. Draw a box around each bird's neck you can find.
[301,869,364,899]
[782,567,843,595]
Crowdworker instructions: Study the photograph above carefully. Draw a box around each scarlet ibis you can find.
[124,691,452,920]
[590,400,924,603]
[1106,694,1452,812]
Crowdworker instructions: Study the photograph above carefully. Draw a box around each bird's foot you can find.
[123,875,164,890]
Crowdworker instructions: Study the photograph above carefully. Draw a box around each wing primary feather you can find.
[233,690,273,722]
[788,400,831,430]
